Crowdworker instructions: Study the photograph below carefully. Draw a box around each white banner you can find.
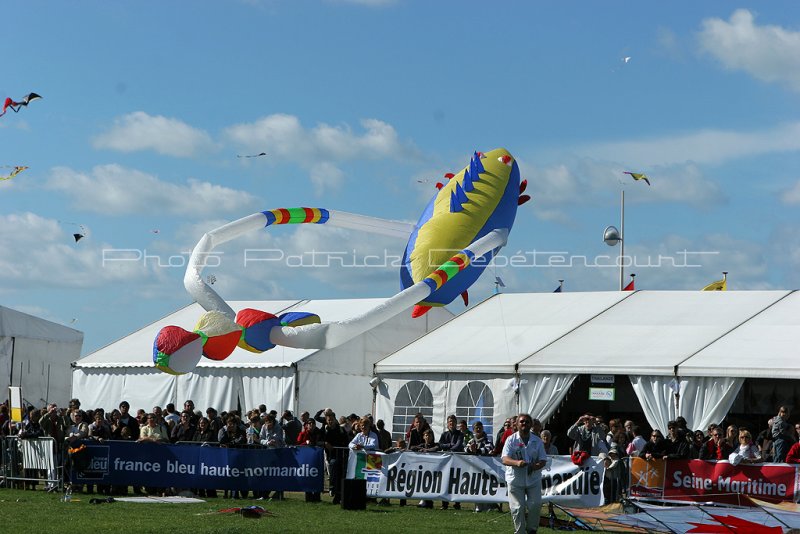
[347,451,605,507]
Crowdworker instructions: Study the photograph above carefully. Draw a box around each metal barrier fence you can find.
[0,436,62,491]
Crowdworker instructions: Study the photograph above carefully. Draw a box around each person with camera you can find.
[567,414,608,455]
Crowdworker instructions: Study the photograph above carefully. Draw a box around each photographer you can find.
[567,414,608,455]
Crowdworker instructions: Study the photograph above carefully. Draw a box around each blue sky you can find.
[2,1,800,356]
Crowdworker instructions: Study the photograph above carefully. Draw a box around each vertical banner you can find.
[629,456,665,498]
[8,386,23,422]
[348,451,605,507]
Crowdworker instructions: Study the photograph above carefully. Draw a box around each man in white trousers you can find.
[502,413,548,534]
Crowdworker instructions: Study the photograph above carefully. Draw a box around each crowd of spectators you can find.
[2,398,799,507]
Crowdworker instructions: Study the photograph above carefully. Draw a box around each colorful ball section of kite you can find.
[153,308,321,375]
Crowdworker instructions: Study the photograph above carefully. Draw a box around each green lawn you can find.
[0,487,569,533]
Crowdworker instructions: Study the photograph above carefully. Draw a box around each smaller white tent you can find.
[0,306,83,407]
[72,298,451,417]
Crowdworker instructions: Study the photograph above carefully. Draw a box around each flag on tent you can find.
[702,272,727,291]
[554,280,564,293]
[623,274,635,291]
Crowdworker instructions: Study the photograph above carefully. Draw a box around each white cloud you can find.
[698,9,800,92]
[580,122,800,167]
[224,114,409,162]
[46,164,259,216]
[93,111,217,157]
[170,216,405,303]
[223,114,415,195]
[0,212,168,291]
[520,158,724,221]
[309,162,345,196]
[782,180,800,205]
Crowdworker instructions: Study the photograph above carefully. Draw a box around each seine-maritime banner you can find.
[629,457,799,505]
[346,450,605,507]
[73,441,324,492]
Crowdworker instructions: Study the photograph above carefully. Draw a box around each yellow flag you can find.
[702,278,727,291]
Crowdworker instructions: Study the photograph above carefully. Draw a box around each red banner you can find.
[664,460,798,505]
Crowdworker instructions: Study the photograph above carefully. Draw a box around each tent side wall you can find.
[7,337,82,407]
[299,370,372,419]
[375,373,517,441]
[72,367,177,413]
[240,367,295,414]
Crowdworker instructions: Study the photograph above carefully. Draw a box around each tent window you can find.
[391,380,433,442]
[455,381,494,439]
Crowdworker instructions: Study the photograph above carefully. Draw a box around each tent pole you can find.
[8,337,15,387]
[45,364,51,405]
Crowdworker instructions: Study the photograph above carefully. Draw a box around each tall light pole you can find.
[603,190,625,290]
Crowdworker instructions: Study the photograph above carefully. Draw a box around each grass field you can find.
[0,487,567,533]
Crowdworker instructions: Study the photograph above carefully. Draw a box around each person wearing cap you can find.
[502,413,547,534]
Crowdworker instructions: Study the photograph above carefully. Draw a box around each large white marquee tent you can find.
[1,305,83,407]
[374,290,800,440]
[72,298,451,416]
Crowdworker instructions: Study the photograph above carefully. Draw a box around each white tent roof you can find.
[520,290,790,375]
[376,292,629,374]
[376,290,797,378]
[0,306,83,343]
[75,298,418,369]
[679,290,800,378]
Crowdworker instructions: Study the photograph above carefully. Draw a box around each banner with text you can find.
[665,459,798,505]
[73,441,324,492]
[629,457,799,504]
[347,451,604,507]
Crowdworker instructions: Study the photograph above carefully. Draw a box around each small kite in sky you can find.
[236,152,267,158]
[624,171,650,186]
[623,56,631,64]
[0,93,42,117]
[59,221,87,242]
[0,166,28,181]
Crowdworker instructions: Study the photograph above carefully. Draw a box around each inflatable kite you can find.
[154,148,528,374]
[0,93,41,117]
[0,166,28,181]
